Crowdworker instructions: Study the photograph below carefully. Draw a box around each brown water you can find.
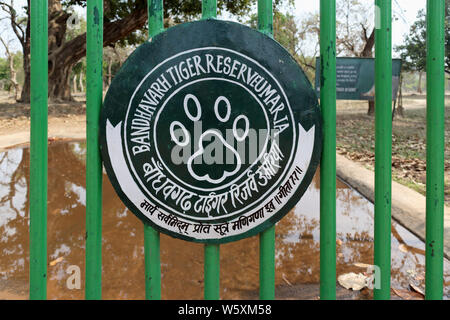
[0,140,448,300]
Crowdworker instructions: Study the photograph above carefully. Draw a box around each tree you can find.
[335,0,376,115]
[396,1,450,93]
[101,44,133,90]
[287,0,376,114]
[0,0,29,102]
[335,0,375,58]
[2,0,276,102]
[0,33,21,100]
[396,10,427,94]
[70,58,85,94]
[248,8,318,82]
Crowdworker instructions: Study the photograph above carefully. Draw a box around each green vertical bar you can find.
[144,0,163,301]
[148,0,164,38]
[204,244,220,300]
[259,227,275,299]
[144,226,161,300]
[85,0,103,300]
[258,0,273,37]
[319,0,336,300]
[29,0,48,300]
[374,0,392,300]
[257,0,275,300]
[200,0,221,301]
[425,0,445,300]
[202,0,217,19]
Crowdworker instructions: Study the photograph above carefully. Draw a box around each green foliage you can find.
[12,51,23,83]
[0,51,23,90]
[401,72,424,92]
[247,10,299,52]
[61,0,278,46]
[0,57,8,80]
[395,10,427,73]
[248,9,316,82]
[396,1,450,75]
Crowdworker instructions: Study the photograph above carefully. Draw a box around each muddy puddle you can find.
[0,140,449,300]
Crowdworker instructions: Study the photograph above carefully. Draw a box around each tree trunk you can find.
[19,2,148,102]
[360,29,375,58]
[73,74,77,94]
[367,100,375,115]
[417,71,423,94]
[107,57,113,87]
[79,73,84,92]
[19,2,31,103]
[396,75,404,117]
[9,58,20,101]
[0,37,21,101]
[49,60,74,101]
[47,2,72,101]
[361,29,375,116]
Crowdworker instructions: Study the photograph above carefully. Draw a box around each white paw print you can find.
[169,94,250,183]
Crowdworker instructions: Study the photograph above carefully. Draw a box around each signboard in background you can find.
[100,20,322,243]
[315,57,402,100]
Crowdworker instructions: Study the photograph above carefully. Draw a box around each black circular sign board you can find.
[100,19,322,243]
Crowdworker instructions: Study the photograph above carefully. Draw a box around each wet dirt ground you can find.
[0,140,449,299]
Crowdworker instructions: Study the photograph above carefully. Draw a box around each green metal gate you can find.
[28,0,446,300]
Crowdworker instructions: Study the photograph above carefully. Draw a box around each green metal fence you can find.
[28,0,446,300]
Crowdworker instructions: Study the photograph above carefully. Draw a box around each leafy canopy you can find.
[396,1,449,75]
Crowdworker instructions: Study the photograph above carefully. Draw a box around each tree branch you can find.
[0,0,25,47]
[48,6,148,76]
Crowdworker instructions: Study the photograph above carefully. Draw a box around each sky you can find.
[0,0,426,59]
[291,0,426,53]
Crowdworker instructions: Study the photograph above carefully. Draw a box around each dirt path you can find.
[0,92,86,151]
[0,115,86,151]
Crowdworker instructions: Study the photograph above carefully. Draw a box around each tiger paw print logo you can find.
[169,94,249,184]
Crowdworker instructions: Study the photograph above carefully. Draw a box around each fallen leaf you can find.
[282,273,292,286]
[409,283,425,296]
[338,272,369,291]
[392,288,424,300]
[353,262,371,269]
[49,257,64,266]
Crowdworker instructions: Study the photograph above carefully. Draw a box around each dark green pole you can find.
[258,0,275,301]
[425,0,445,300]
[85,0,103,300]
[202,0,217,19]
[374,0,392,300]
[319,0,337,300]
[144,0,164,301]
[201,0,221,301]
[29,0,48,300]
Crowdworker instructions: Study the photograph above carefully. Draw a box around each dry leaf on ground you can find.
[338,272,370,291]
[49,257,64,266]
[392,288,424,300]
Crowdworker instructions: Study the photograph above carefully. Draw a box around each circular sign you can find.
[100,19,322,243]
